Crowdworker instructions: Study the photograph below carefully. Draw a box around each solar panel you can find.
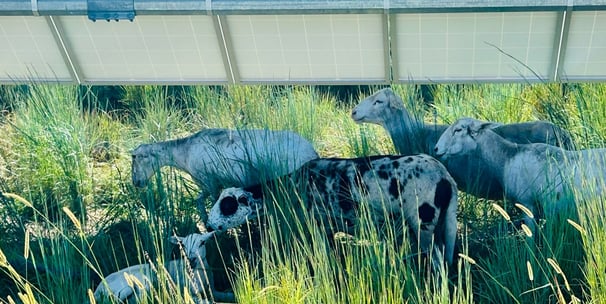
[0,1,605,84]
[393,12,558,82]
[58,15,228,83]
[562,11,606,81]
[226,14,387,83]
[0,16,72,82]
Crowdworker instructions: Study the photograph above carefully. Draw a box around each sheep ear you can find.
[479,122,493,131]
[247,185,264,200]
[387,90,404,109]
[469,121,493,137]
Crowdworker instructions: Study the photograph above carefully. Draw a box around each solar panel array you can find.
[0,1,605,84]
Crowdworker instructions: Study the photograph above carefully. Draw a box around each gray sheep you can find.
[351,87,574,200]
[435,117,606,231]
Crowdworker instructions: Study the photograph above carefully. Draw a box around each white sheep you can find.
[131,128,319,220]
[434,117,606,230]
[93,231,235,303]
[351,87,574,200]
[206,154,458,268]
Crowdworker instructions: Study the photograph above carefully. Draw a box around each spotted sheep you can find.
[206,154,458,267]
[351,87,574,200]
[93,232,235,303]
[131,128,319,220]
[434,117,606,232]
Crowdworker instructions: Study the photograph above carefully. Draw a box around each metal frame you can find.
[214,15,239,84]
[550,5,572,82]
[382,12,392,83]
[0,0,604,17]
[46,16,83,83]
[388,13,400,83]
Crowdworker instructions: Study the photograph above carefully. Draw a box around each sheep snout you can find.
[351,109,363,123]
[434,146,446,158]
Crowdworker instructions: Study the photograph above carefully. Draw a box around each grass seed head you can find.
[492,203,510,221]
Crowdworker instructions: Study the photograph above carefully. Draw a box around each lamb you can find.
[206,154,458,267]
[434,117,606,230]
[131,128,319,220]
[351,87,574,200]
[93,231,235,303]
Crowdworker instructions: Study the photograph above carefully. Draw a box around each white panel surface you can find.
[59,16,227,83]
[0,17,72,82]
[1,8,605,84]
[562,11,606,80]
[227,14,386,82]
[395,12,557,82]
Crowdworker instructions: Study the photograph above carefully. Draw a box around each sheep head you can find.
[434,117,492,160]
[351,88,404,125]
[206,187,263,233]
[131,144,160,188]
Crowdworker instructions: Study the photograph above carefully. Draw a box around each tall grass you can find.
[569,84,606,148]
[228,178,473,303]
[432,84,545,124]
[431,83,601,303]
[0,83,605,303]
[8,84,92,222]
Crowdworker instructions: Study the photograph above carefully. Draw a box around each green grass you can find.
[0,83,604,303]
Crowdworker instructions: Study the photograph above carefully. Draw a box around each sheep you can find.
[131,128,319,220]
[206,154,458,268]
[434,117,606,230]
[351,87,574,200]
[93,231,235,303]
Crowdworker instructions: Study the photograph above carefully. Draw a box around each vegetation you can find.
[0,82,604,303]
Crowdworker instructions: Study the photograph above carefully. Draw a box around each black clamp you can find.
[87,0,136,22]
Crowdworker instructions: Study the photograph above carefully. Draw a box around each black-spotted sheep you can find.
[206,154,458,267]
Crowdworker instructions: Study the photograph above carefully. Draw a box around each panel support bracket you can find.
[47,16,83,84]
[87,0,135,22]
[551,2,573,82]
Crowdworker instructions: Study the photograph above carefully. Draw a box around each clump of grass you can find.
[573,176,606,303]
[128,86,188,143]
[8,84,91,223]
[431,84,540,125]
[0,191,206,303]
[0,193,97,303]
[224,175,472,304]
[468,200,585,304]
[568,84,606,148]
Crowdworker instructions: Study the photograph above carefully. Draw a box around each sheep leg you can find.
[196,254,237,303]
[419,229,442,268]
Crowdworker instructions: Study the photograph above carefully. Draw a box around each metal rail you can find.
[1,1,606,17]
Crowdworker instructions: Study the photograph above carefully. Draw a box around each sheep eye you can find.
[453,128,463,134]
[219,196,238,216]
[373,99,384,105]
[238,196,249,206]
